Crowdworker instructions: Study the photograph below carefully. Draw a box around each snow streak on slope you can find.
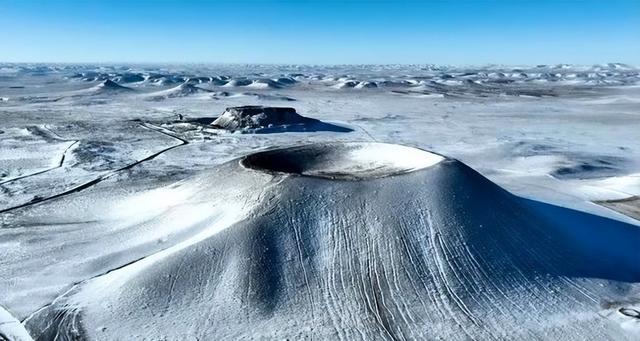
[0,306,33,341]
[23,143,640,340]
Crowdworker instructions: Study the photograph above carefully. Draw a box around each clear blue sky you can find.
[1,0,638,65]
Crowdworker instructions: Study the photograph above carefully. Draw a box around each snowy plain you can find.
[0,63,639,340]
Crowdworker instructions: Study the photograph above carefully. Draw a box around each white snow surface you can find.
[1,63,640,340]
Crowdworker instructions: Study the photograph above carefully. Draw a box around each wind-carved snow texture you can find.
[1,63,640,340]
[17,143,640,340]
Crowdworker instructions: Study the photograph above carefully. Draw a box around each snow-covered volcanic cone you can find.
[90,79,133,93]
[63,80,134,98]
[144,82,211,101]
[24,143,640,340]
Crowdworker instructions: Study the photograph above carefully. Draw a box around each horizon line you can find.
[1,61,637,68]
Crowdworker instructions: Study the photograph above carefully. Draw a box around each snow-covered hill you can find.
[21,143,640,340]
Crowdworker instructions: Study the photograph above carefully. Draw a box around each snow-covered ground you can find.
[1,63,639,340]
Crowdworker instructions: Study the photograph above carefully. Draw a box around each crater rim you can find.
[240,142,445,180]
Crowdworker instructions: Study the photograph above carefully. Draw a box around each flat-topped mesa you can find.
[211,106,312,131]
